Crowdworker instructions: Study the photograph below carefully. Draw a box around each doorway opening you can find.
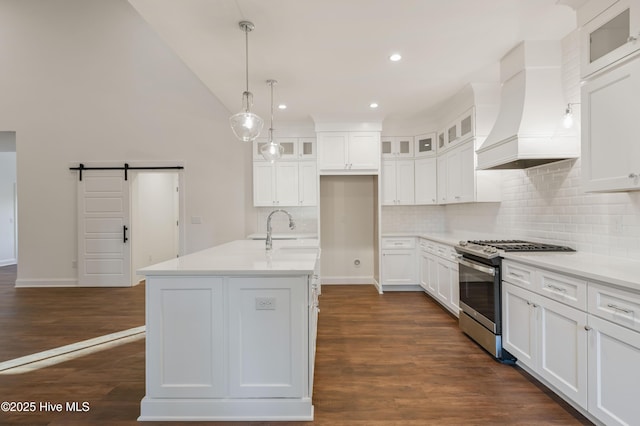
[131,171,180,284]
[76,163,183,287]
[0,131,17,268]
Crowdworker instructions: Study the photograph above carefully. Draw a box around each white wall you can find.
[320,176,375,283]
[0,0,250,285]
[0,134,17,266]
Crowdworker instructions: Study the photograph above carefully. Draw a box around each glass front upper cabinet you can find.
[381,137,414,158]
[415,133,437,157]
[581,0,640,77]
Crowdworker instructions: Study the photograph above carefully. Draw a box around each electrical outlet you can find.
[255,297,276,310]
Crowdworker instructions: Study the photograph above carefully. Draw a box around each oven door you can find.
[458,257,500,334]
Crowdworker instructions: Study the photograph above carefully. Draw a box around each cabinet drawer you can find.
[502,261,535,289]
[434,243,457,261]
[418,238,438,253]
[537,270,588,311]
[589,282,640,332]
[382,237,415,249]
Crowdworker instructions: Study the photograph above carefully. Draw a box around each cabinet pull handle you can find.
[510,272,525,279]
[546,284,567,293]
[628,34,638,43]
[629,173,638,179]
[584,325,592,331]
[607,303,633,314]
[123,225,128,243]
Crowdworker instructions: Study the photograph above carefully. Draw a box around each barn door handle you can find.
[123,225,129,243]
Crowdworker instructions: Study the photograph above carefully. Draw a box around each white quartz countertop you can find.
[246,233,318,240]
[383,232,640,291]
[502,251,640,292]
[138,239,319,276]
[382,232,505,247]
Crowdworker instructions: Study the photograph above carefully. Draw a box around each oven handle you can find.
[458,258,496,276]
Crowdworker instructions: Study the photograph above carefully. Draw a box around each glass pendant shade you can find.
[260,140,284,163]
[230,93,264,141]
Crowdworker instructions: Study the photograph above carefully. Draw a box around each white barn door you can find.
[78,171,131,287]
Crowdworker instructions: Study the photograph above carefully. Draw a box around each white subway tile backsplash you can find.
[381,29,640,260]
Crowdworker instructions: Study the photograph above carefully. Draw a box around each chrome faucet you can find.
[266,209,296,251]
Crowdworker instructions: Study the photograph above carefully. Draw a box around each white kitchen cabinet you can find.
[228,276,306,398]
[440,140,474,204]
[253,162,299,206]
[418,239,459,316]
[586,281,640,425]
[381,238,417,286]
[146,277,226,398]
[436,255,459,315]
[502,281,588,409]
[381,136,413,158]
[298,162,317,206]
[581,56,640,192]
[414,157,437,205]
[418,249,435,296]
[317,131,380,173]
[382,159,415,205]
[587,314,640,426]
[502,282,537,368]
[414,133,437,158]
[580,0,640,78]
[438,139,501,204]
[254,161,317,207]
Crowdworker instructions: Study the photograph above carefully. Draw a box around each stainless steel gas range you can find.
[454,240,574,362]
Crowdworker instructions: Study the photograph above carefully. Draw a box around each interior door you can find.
[78,171,131,286]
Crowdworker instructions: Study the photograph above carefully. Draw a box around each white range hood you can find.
[476,41,579,170]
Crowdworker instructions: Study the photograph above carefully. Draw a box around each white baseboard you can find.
[321,276,375,285]
[15,278,79,288]
[0,258,17,268]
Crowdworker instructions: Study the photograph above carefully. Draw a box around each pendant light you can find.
[229,21,264,142]
[260,79,284,162]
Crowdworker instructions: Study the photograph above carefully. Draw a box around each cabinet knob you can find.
[584,325,592,331]
[629,173,639,179]
[628,34,638,43]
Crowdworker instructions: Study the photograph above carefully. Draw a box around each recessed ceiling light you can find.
[389,53,402,62]
[369,102,379,109]
[278,104,287,110]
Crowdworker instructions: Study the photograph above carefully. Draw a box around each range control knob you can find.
[459,241,468,246]
[483,246,498,254]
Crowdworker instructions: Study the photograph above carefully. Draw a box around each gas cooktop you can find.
[455,239,575,259]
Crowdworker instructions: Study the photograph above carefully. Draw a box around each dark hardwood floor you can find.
[0,265,591,425]
[0,265,145,362]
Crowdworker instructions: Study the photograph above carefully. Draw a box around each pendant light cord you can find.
[244,26,249,93]
[268,80,276,141]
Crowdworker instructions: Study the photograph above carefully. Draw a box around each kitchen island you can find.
[137,239,320,422]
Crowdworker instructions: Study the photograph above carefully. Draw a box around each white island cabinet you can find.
[137,239,320,422]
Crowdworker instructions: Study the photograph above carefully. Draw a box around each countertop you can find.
[383,232,640,292]
[502,251,640,292]
[138,239,319,276]
[382,232,506,247]
[246,233,318,240]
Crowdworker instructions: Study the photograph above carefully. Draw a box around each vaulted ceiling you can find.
[128,0,577,126]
